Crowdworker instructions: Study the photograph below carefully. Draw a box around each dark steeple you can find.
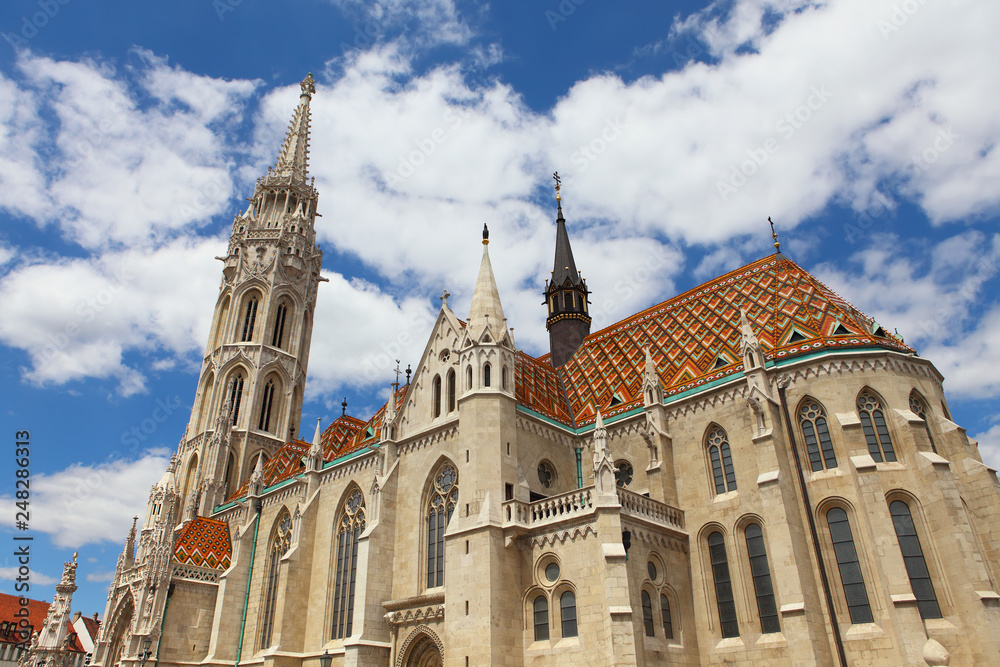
[545,173,591,367]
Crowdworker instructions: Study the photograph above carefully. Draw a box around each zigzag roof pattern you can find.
[546,254,911,426]
[173,517,232,570]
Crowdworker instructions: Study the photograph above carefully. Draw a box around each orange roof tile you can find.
[173,517,232,570]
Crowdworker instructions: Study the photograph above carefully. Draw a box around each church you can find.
[76,74,1000,666]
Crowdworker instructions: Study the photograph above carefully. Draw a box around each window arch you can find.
[614,460,634,489]
[908,391,937,453]
[826,507,873,624]
[271,300,290,349]
[224,451,236,499]
[332,489,366,639]
[560,590,577,638]
[660,593,673,640]
[240,293,259,342]
[641,590,654,637]
[857,391,896,462]
[212,295,231,350]
[432,375,442,418]
[196,372,215,432]
[483,362,491,388]
[259,512,292,649]
[707,531,739,638]
[745,524,780,633]
[426,463,458,588]
[533,595,549,641]
[706,426,737,494]
[227,372,245,427]
[466,365,472,390]
[447,370,456,412]
[889,499,942,619]
[799,399,838,471]
[258,378,278,433]
[502,366,508,390]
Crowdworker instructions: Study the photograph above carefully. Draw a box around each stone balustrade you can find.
[616,487,685,531]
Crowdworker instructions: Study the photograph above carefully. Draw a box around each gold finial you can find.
[768,216,781,253]
[482,223,489,245]
[553,171,562,202]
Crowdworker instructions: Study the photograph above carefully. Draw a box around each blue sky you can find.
[0,0,998,619]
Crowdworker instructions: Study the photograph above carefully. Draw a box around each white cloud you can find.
[0,450,170,549]
[972,423,1000,471]
[0,568,57,586]
[85,570,116,584]
[329,0,475,49]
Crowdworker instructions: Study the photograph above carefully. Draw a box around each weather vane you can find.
[768,216,781,254]
[553,171,561,202]
[341,397,348,416]
[393,360,402,391]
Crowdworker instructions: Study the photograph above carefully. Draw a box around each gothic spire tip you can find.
[482,223,489,245]
[768,216,781,254]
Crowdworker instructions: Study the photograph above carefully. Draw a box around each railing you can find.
[617,487,685,531]
[503,487,594,528]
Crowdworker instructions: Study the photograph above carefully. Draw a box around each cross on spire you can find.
[341,397,348,416]
[440,289,451,308]
[392,360,402,392]
[553,171,561,201]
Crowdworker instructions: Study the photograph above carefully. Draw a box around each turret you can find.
[544,173,591,367]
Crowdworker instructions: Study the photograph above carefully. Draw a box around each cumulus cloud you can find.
[0,568,57,586]
[0,450,170,548]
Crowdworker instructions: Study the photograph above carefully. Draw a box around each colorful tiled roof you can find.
[534,254,911,427]
[321,415,366,457]
[173,517,232,570]
[515,351,575,425]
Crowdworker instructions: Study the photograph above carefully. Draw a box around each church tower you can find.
[544,173,591,367]
[178,73,326,519]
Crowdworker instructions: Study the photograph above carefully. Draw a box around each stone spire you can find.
[592,410,616,496]
[34,553,78,654]
[467,224,508,341]
[306,418,324,472]
[545,173,591,367]
[271,73,315,184]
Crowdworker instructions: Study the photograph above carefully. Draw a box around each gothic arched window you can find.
[332,489,366,639]
[533,595,549,641]
[447,370,456,412]
[228,373,245,427]
[502,366,508,390]
[745,524,780,633]
[826,507,873,624]
[259,513,291,649]
[433,375,442,418]
[560,591,577,638]
[799,400,838,471]
[708,531,739,638]
[258,379,277,433]
[271,301,289,349]
[426,463,458,588]
[240,294,259,342]
[466,366,472,391]
[889,500,942,619]
[660,594,673,640]
[707,427,737,494]
[857,391,896,462]
[483,363,491,388]
[641,590,654,637]
[908,391,937,453]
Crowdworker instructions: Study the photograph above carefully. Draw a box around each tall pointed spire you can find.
[545,172,591,367]
[467,223,507,339]
[272,73,315,184]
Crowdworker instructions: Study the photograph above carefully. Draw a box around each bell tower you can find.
[178,73,327,519]
[544,172,591,367]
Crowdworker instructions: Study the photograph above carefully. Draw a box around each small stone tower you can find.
[177,73,327,519]
[544,174,591,367]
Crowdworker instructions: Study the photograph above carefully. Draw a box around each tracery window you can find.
[641,591,655,637]
[228,374,245,427]
[707,427,737,494]
[259,513,291,649]
[908,392,937,453]
[708,531,739,638]
[426,464,458,588]
[660,594,673,640]
[889,500,942,619]
[241,295,259,342]
[799,400,838,471]
[447,370,456,412]
[745,524,780,633]
[433,375,442,418]
[857,392,896,462]
[271,301,288,348]
[537,461,554,489]
[258,379,276,432]
[560,591,577,638]
[826,507,874,624]
[533,596,549,641]
[332,489,366,639]
[614,460,633,488]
